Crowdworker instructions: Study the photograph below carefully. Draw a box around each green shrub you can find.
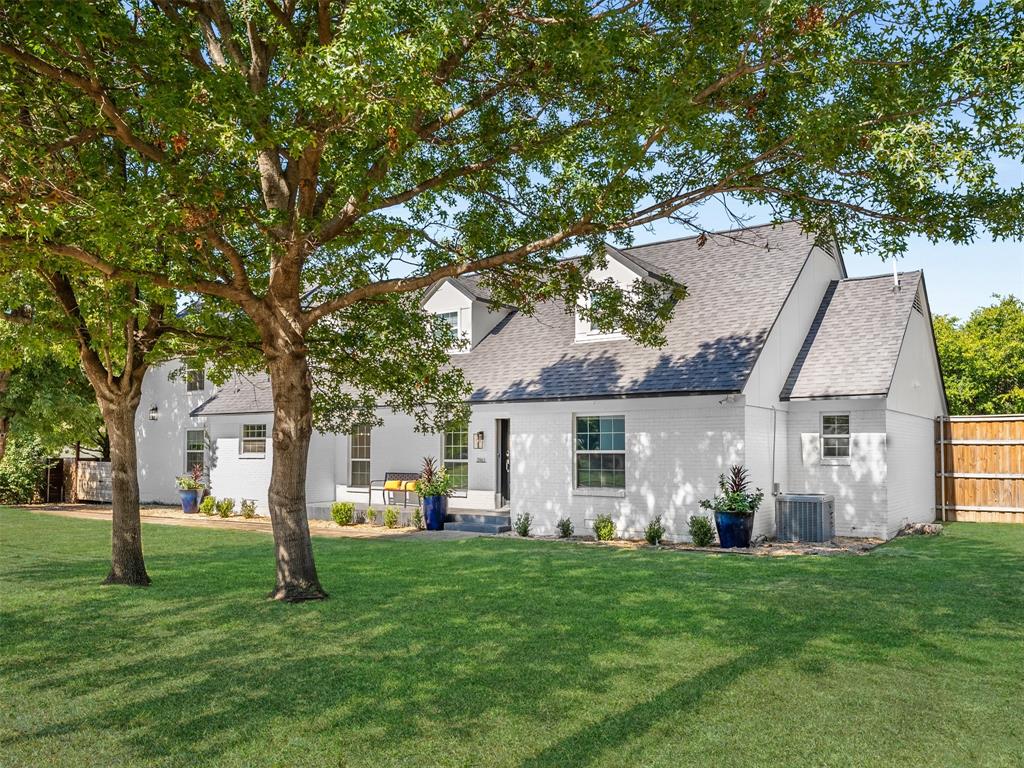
[384,506,400,528]
[364,507,378,525]
[688,514,716,547]
[514,512,532,537]
[556,517,574,538]
[240,499,257,519]
[199,495,216,516]
[593,514,615,542]
[0,438,43,504]
[331,501,355,526]
[215,497,235,518]
[412,507,423,529]
[645,515,665,545]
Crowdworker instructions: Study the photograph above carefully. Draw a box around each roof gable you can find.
[780,271,922,400]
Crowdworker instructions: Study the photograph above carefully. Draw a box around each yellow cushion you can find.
[383,480,404,491]
[403,481,418,492]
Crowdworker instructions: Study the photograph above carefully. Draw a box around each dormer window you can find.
[576,292,624,343]
[184,362,205,391]
[440,311,459,335]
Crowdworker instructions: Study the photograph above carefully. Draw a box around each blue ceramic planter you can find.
[714,510,754,548]
[179,488,200,514]
[422,496,447,531]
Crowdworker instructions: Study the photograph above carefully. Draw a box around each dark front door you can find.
[497,419,510,508]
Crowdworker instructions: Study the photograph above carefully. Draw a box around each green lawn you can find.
[1,509,1023,767]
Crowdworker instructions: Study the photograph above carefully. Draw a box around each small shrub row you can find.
[331,502,410,529]
[593,514,615,541]
[514,512,532,537]
[216,498,235,518]
[331,501,355,526]
[688,514,716,547]
[240,499,257,519]
[199,494,216,516]
[645,515,665,545]
[556,517,574,538]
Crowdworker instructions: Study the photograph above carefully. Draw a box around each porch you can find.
[306,500,512,534]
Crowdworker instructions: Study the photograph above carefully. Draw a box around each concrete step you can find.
[445,512,511,526]
[443,522,512,534]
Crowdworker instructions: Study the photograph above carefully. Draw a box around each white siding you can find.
[784,400,888,537]
[135,360,216,504]
[422,279,510,351]
[742,403,787,538]
[743,246,843,407]
[884,296,946,534]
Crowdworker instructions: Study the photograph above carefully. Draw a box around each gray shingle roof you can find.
[780,271,921,400]
[192,221,824,414]
[458,221,817,402]
[191,374,272,416]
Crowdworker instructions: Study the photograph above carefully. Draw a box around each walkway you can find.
[16,504,483,540]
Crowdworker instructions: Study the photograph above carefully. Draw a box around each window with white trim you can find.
[350,425,371,488]
[442,421,469,491]
[821,414,851,462]
[439,311,459,334]
[574,416,625,488]
[185,429,206,474]
[185,362,205,391]
[240,424,267,457]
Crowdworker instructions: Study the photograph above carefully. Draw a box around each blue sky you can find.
[634,207,1022,320]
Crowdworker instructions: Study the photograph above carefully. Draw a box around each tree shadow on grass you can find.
[2,513,1024,767]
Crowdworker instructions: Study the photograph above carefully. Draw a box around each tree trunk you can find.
[265,347,327,601]
[0,416,8,465]
[99,396,150,586]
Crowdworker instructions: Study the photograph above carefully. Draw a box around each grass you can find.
[1,508,1023,767]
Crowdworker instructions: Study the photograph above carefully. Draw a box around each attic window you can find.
[439,311,459,334]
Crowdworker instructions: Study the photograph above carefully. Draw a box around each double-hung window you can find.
[350,425,371,488]
[442,421,469,491]
[821,414,851,462]
[185,429,206,474]
[575,416,625,489]
[240,424,267,457]
[185,362,205,391]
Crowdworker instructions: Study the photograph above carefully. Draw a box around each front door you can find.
[497,419,510,508]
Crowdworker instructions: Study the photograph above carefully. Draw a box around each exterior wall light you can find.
[148,405,159,421]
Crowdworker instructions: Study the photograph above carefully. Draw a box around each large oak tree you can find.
[2,0,1022,600]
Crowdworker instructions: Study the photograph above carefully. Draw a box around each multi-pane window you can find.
[439,311,459,334]
[575,416,625,489]
[821,414,851,461]
[240,424,267,456]
[185,362,205,391]
[350,425,371,488]
[185,429,206,474]
[443,421,469,491]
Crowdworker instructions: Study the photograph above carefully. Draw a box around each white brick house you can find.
[135,221,947,540]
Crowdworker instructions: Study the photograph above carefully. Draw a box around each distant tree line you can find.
[934,296,1024,415]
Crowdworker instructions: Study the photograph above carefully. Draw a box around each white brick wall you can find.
[885,410,937,535]
[783,400,888,537]
[507,395,744,540]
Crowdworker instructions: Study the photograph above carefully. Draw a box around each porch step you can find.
[443,511,512,535]
[443,521,512,534]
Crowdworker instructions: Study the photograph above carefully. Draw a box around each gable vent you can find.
[912,289,924,315]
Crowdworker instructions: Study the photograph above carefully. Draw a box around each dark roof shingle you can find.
[780,272,921,400]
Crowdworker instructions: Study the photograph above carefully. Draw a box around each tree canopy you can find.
[2,0,1022,599]
[934,295,1024,415]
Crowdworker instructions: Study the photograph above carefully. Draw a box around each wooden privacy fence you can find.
[935,415,1024,523]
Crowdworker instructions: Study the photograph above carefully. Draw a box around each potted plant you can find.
[699,465,764,548]
[175,464,205,514]
[417,456,453,531]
